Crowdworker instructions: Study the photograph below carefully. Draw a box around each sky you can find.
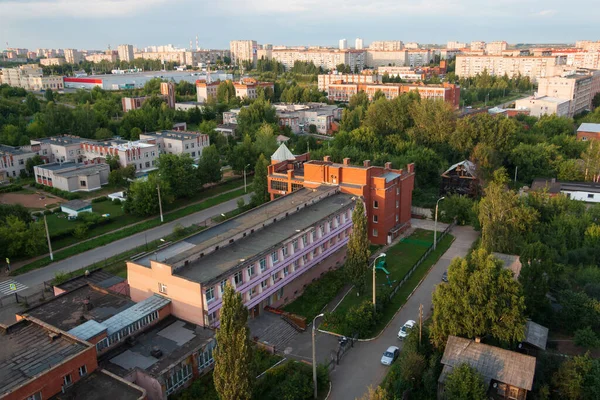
[1,0,599,50]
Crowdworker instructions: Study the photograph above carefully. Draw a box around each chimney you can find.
[343,158,350,166]
[475,337,481,343]
[363,160,371,167]
[407,163,415,173]
[323,156,331,162]
[384,162,392,170]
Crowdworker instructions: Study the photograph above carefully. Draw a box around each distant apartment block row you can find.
[0,131,209,187]
[223,103,342,135]
[0,64,63,91]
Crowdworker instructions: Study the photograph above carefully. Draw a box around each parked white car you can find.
[380,346,400,366]
[398,320,416,340]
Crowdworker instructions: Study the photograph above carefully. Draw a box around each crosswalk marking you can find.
[0,279,28,296]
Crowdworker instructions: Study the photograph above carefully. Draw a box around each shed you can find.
[440,160,479,197]
[61,199,92,217]
[521,320,549,351]
[438,336,536,400]
[492,253,522,279]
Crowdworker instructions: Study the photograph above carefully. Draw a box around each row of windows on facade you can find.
[25,364,89,400]
[203,228,350,304]
[165,341,215,395]
[95,310,160,352]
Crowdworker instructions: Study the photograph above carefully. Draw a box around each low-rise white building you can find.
[531,178,600,203]
[34,162,110,192]
[139,130,210,162]
[515,96,571,118]
[0,144,37,180]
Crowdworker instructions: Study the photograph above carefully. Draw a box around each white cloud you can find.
[537,9,557,17]
[0,0,173,19]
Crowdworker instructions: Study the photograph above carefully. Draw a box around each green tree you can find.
[477,169,538,253]
[593,92,600,109]
[95,127,113,140]
[197,145,222,184]
[250,154,269,206]
[345,199,371,296]
[213,284,253,400]
[518,242,556,318]
[124,174,173,216]
[430,248,527,348]
[582,140,600,182]
[217,81,237,104]
[443,363,487,400]
[25,155,44,175]
[553,355,594,400]
[44,88,54,102]
[228,135,257,174]
[105,154,121,171]
[25,93,40,114]
[157,154,200,198]
[254,123,278,157]
[358,386,389,400]
[130,127,142,140]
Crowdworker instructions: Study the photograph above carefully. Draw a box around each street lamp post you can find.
[434,197,445,250]
[43,214,54,261]
[243,164,251,193]
[312,313,325,399]
[372,253,387,309]
[157,182,164,223]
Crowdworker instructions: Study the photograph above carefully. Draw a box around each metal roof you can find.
[382,171,401,183]
[271,143,296,162]
[61,199,92,211]
[524,320,549,350]
[68,320,107,341]
[102,295,170,335]
[440,336,536,391]
[578,123,600,133]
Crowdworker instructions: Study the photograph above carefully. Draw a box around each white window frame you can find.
[259,258,267,272]
[373,215,378,223]
[63,373,73,388]
[234,271,243,286]
[271,251,279,264]
[373,229,378,237]
[247,265,255,278]
[206,287,215,303]
[79,365,87,377]
[158,283,167,294]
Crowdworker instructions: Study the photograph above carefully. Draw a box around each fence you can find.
[387,222,454,301]
[323,333,359,372]
[411,206,433,219]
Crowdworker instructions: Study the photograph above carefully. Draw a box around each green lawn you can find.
[322,230,455,338]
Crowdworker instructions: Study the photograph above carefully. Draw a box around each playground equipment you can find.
[375,257,396,287]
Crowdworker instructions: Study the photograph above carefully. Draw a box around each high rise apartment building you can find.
[369,41,404,51]
[536,70,600,116]
[339,39,348,50]
[470,41,486,51]
[0,64,63,91]
[485,41,508,55]
[271,49,366,72]
[455,55,565,82]
[365,50,408,68]
[404,42,420,49]
[447,41,466,50]
[118,44,134,62]
[355,38,364,50]
[229,40,258,65]
[576,40,600,52]
[318,72,382,91]
[407,49,432,67]
[85,53,118,63]
[64,48,83,64]
[566,52,600,70]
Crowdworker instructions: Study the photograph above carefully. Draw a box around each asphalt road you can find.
[327,223,479,400]
[8,194,251,289]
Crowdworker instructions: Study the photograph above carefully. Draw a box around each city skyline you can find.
[1,0,599,50]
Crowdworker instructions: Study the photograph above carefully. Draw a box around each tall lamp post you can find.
[157,182,164,223]
[312,313,325,399]
[434,197,445,250]
[243,163,251,193]
[372,253,387,309]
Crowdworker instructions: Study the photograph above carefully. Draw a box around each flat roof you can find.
[103,317,214,378]
[175,190,354,284]
[23,284,134,332]
[61,199,92,211]
[519,96,569,104]
[56,268,126,292]
[142,130,205,141]
[531,178,600,194]
[0,144,32,156]
[216,123,237,130]
[56,370,145,400]
[578,122,600,133]
[0,320,89,396]
[34,135,86,145]
[135,186,338,269]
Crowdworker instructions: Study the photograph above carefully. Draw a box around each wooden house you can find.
[438,336,536,400]
[440,160,479,197]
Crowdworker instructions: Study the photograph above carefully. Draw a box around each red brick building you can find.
[577,123,600,141]
[268,144,415,245]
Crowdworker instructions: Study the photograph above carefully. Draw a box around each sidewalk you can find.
[3,183,247,275]
[2,193,252,289]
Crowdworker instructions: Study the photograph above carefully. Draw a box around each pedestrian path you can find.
[0,279,28,296]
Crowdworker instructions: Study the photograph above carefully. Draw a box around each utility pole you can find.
[157,183,164,223]
[44,215,54,261]
[312,313,325,399]
[514,166,518,184]
[419,304,423,347]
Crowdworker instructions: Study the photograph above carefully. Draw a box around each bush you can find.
[0,183,23,193]
[346,300,378,337]
[43,210,52,215]
[91,196,108,203]
[73,224,88,240]
[439,194,476,225]
[33,183,81,200]
[574,327,599,348]
[173,223,186,238]
[112,198,122,206]
[237,197,246,209]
